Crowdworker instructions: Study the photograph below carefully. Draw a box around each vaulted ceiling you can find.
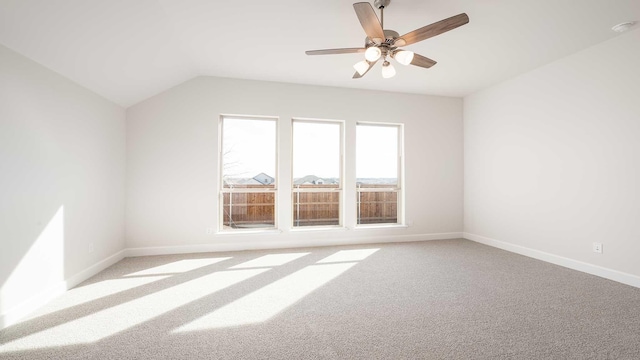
[1,0,639,107]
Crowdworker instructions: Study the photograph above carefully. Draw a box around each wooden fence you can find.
[222,184,397,228]
[293,189,340,226]
[357,189,398,225]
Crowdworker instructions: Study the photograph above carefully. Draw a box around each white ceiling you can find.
[1,0,639,107]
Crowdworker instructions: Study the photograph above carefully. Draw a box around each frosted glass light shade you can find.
[381,61,396,78]
[353,60,370,76]
[394,50,414,65]
[364,47,382,62]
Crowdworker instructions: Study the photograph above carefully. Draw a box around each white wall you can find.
[0,44,126,327]
[464,29,640,281]
[126,77,463,253]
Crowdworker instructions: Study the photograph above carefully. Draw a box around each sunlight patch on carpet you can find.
[0,268,267,352]
[124,258,230,277]
[28,276,169,317]
[174,248,379,331]
[174,262,356,331]
[316,248,379,263]
[230,253,309,269]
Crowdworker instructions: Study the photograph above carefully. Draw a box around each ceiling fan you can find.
[305,0,469,79]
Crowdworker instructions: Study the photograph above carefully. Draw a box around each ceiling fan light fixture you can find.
[393,50,414,66]
[364,46,382,61]
[381,61,396,78]
[353,60,371,75]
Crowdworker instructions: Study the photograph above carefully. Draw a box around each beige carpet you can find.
[1,239,640,359]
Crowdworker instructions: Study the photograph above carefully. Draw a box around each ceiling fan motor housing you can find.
[365,29,401,57]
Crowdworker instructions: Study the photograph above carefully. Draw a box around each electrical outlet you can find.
[89,242,95,254]
[593,242,603,254]
[206,227,215,235]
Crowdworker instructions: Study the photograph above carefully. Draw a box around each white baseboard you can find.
[464,232,640,289]
[64,250,126,289]
[124,232,463,257]
[0,250,125,330]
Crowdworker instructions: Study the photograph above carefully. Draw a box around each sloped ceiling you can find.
[0,0,639,107]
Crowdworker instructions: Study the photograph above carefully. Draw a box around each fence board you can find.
[222,184,398,227]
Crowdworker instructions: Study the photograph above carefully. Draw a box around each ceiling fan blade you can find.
[397,13,469,46]
[353,60,378,79]
[305,48,366,55]
[410,53,437,68]
[353,2,385,41]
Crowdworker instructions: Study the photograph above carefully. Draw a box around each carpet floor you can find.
[1,239,640,359]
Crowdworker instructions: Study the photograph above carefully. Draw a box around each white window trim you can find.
[291,118,345,228]
[218,114,279,232]
[355,122,404,227]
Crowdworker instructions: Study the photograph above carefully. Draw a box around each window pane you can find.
[220,116,276,230]
[357,190,398,225]
[357,124,401,225]
[292,121,342,227]
[292,121,341,183]
[222,117,276,188]
[293,189,339,227]
[356,125,398,187]
[222,191,275,229]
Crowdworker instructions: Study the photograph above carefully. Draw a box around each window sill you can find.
[289,226,348,232]
[353,224,409,230]
[214,224,407,235]
[216,229,283,235]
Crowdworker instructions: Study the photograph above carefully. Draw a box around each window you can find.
[356,123,402,225]
[219,116,277,230]
[218,116,403,232]
[292,120,343,227]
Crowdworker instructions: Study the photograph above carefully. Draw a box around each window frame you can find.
[291,118,345,229]
[355,122,404,227]
[218,114,279,232]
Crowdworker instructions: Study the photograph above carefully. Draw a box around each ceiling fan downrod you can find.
[374,0,390,28]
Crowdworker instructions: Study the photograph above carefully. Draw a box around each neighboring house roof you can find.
[253,172,275,185]
[356,178,398,185]
[293,175,320,185]
[293,175,338,185]
[224,178,262,185]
